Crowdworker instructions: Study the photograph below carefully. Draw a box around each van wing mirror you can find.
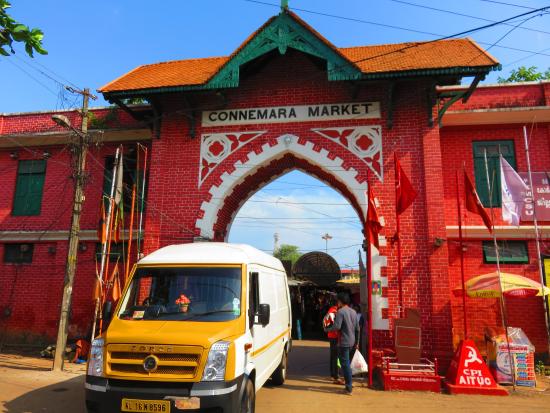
[102,301,113,331]
[258,303,270,327]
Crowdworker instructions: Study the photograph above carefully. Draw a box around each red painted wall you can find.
[0,108,145,344]
[140,50,454,359]
[440,82,550,353]
[0,57,548,362]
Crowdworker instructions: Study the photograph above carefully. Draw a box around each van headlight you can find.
[87,338,104,377]
[202,341,229,381]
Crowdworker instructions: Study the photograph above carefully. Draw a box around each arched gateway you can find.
[99,9,499,362]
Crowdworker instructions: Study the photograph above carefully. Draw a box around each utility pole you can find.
[273,232,279,254]
[52,87,96,372]
[322,233,332,254]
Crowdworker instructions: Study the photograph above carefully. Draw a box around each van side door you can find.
[248,270,279,387]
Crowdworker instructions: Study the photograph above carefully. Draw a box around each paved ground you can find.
[0,340,549,413]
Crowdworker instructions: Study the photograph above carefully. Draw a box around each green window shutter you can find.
[12,160,46,216]
[3,243,34,263]
[472,140,516,207]
[483,240,528,264]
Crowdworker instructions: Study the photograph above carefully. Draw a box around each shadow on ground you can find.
[3,375,85,413]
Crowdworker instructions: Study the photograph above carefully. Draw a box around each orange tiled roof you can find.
[339,38,498,74]
[99,14,498,95]
[100,56,229,93]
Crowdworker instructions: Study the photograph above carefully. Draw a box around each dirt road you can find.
[1,340,548,413]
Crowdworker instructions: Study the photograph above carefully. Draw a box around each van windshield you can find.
[118,267,242,322]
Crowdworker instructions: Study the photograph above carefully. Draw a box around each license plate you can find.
[121,399,170,413]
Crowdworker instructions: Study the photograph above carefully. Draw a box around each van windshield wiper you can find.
[184,310,237,320]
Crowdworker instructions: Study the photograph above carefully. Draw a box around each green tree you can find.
[1,1,46,57]
[273,244,302,265]
[497,66,550,83]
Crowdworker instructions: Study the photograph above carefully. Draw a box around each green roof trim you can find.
[204,12,362,89]
[103,63,500,100]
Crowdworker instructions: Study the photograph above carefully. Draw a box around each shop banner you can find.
[519,172,550,221]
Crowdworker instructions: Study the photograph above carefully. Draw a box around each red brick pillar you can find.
[543,82,550,158]
[420,121,454,363]
[141,137,165,256]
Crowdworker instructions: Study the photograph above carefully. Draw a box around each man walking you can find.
[324,292,359,394]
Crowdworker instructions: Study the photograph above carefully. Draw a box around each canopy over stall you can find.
[453,272,550,298]
[292,251,341,287]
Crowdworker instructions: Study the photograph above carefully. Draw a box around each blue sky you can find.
[2,0,549,266]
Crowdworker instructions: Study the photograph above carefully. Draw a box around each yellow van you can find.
[85,243,292,413]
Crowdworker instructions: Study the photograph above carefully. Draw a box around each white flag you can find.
[500,155,528,225]
[358,249,366,278]
[114,154,124,205]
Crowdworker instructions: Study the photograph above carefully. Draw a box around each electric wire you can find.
[504,45,550,66]
[387,0,550,37]
[14,54,80,90]
[5,3,548,254]
[466,14,540,65]
[478,0,539,10]
[3,58,59,98]
[0,142,533,262]
[108,0,550,132]
[244,0,550,60]
[236,216,359,220]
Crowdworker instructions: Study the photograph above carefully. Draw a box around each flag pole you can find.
[523,125,550,351]
[125,183,137,286]
[366,185,373,388]
[136,144,148,260]
[93,146,120,337]
[394,153,404,318]
[483,149,516,390]
[522,125,550,351]
[99,146,122,333]
[456,170,468,339]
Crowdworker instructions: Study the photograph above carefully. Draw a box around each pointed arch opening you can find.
[195,134,368,241]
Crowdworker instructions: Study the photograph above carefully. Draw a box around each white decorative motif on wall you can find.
[372,253,389,331]
[311,126,383,181]
[199,131,266,186]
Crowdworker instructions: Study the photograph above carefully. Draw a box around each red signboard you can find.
[519,172,550,222]
[445,340,508,396]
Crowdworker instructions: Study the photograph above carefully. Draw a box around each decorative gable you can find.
[205,11,362,89]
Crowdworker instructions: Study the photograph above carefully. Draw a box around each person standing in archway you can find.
[323,298,341,384]
[324,292,359,394]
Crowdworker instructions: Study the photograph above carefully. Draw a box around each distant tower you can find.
[274,232,280,253]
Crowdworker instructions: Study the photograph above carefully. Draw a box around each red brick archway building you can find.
[1,9,549,363]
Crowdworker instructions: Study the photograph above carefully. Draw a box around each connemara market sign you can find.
[202,102,381,127]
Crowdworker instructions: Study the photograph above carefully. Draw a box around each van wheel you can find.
[241,378,255,413]
[271,352,287,386]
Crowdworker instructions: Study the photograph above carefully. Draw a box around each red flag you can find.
[395,154,417,215]
[93,260,102,301]
[109,263,121,302]
[97,199,106,244]
[366,187,383,249]
[464,172,493,232]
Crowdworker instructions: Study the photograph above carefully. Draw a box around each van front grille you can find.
[110,352,200,363]
[107,344,203,380]
[110,363,196,376]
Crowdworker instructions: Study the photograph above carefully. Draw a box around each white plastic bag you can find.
[350,349,368,375]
